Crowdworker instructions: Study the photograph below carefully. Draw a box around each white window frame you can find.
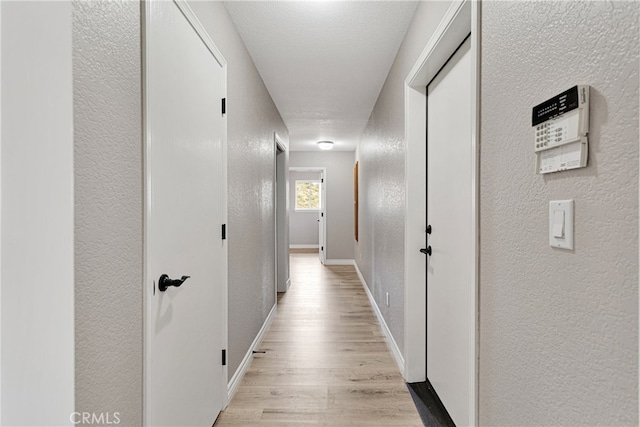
[294,179,322,212]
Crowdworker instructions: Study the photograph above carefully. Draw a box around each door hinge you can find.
[321,246,324,251]
[222,224,226,240]
[321,178,324,183]
[222,98,226,115]
[321,212,324,217]
[222,349,226,366]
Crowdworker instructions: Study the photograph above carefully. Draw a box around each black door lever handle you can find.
[158,274,190,292]
[419,246,432,256]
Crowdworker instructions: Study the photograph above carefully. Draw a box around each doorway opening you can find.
[275,133,290,293]
[289,166,327,264]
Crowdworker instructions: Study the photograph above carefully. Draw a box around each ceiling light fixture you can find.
[317,140,334,150]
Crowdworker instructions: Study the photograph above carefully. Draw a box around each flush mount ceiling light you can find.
[317,140,334,150]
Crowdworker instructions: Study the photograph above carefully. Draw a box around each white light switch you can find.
[549,200,574,249]
[552,210,565,237]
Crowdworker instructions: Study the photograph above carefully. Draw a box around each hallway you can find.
[2,1,638,425]
[215,250,422,426]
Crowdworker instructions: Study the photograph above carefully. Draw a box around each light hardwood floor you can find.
[215,249,422,426]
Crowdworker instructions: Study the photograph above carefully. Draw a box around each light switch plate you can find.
[549,200,574,250]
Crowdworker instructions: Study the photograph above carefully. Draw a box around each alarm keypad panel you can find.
[532,85,590,174]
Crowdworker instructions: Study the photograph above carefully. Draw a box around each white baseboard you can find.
[227,303,277,405]
[324,259,355,265]
[353,262,405,375]
[289,244,319,249]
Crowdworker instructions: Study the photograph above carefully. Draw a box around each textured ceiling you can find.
[224,1,419,151]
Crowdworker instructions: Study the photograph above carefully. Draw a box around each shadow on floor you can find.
[407,381,456,427]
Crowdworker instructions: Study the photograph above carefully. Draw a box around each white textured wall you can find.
[289,151,355,260]
[193,1,288,377]
[479,2,638,425]
[2,2,75,425]
[355,0,452,355]
[289,171,321,246]
[73,1,142,425]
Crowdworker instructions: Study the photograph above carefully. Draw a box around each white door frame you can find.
[403,0,479,424]
[289,166,327,260]
[142,0,229,422]
[274,133,288,296]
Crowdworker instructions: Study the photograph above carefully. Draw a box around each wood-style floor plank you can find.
[215,250,422,426]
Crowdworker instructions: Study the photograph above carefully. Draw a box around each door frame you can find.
[274,133,289,294]
[142,0,229,423]
[289,166,327,261]
[403,0,479,424]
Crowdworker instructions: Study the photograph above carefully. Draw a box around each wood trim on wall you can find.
[354,161,359,242]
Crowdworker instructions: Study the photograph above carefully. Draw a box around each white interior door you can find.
[318,172,326,264]
[426,36,473,427]
[145,1,226,425]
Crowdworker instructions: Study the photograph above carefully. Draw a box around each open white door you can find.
[426,36,473,426]
[318,171,326,264]
[145,1,227,425]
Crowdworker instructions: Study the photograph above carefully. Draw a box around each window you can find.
[295,180,321,211]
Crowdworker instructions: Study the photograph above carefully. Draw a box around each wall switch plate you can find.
[386,292,389,307]
[549,200,574,250]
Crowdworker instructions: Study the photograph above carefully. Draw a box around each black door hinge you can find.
[321,246,324,251]
[222,349,226,366]
[222,224,226,240]
[321,178,324,183]
[321,212,324,217]
[222,98,226,115]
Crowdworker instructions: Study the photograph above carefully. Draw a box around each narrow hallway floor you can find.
[215,249,423,426]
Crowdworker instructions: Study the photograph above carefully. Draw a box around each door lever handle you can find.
[158,274,190,292]
[419,246,432,256]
